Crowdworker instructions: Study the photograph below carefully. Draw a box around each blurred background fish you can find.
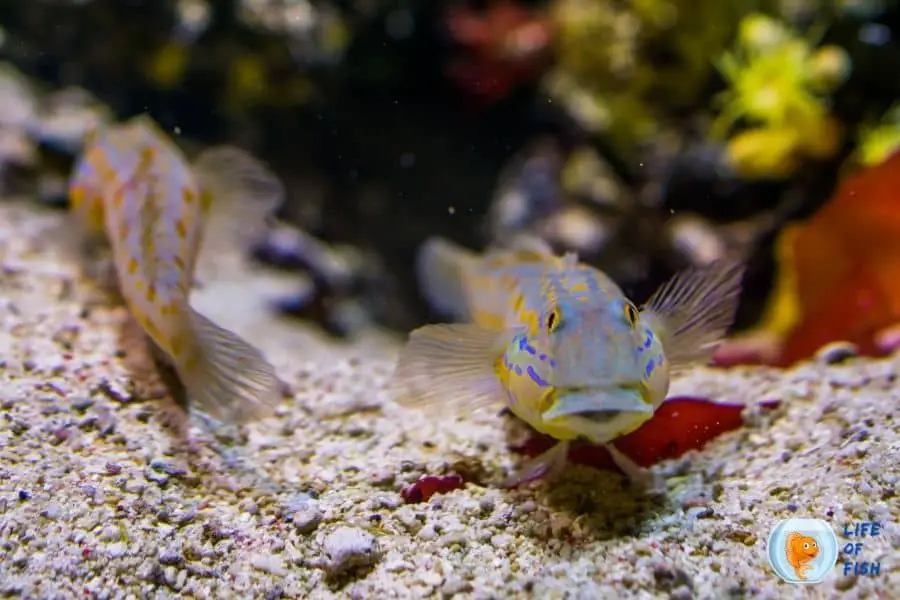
[68,114,285,424]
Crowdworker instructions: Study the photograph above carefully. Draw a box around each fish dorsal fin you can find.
[560,251,579,268]
[416,237,478,322]
[506,234,555,256]
[389,323,514,415]
[641,259,745,374]
[192,145,285,244]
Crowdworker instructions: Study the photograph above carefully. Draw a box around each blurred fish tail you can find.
[641,258,745,371]
[416,236,479,321]
[177,307,282,424]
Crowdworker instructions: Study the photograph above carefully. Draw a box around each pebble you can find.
[158,550,184,566]
[322,526,381,576]
[143,468,169,486]
[40,503,62,520]
[816,342,859,365]
[99,526,120,542]
[289,508,319,535]
[441,575,473,597]
[251,553,286,576]
[107,542,127,558]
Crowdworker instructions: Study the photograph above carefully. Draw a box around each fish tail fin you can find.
[641,259,745,373]
[389,323,512,414]
[176,307,282,424]
[415,237,479,321]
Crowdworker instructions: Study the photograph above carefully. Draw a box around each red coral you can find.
[513,396,780,473]
[443,0,553,107]
[401,474,465,504]
[724,150,900,367]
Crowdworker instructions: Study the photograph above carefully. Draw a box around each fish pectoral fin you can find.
[641,258,745,373]
[497,441,570,488]
[605,443,665,494]
[541,387,653,421]
[192,145,284,243]
[389,323,512,414]
[178,308,282,424]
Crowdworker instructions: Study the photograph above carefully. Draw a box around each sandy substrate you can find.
[0,198,897,599]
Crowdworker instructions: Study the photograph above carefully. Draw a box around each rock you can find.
[321,526,381,577]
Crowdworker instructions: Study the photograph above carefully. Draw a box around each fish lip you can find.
[542,383,653,420]
[555,382,642,395]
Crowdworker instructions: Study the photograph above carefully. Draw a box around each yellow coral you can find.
[857,104,900,167]
[145,42,190,89]
[712,13,850,179]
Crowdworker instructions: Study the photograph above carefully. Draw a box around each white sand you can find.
[0,199,896,599]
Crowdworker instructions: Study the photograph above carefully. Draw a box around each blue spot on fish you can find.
[525,344,537,355]
[527,366,550,387]
[549,358,557,368]
[514,365,523,376]
[643,331,653,350]
[644,357,656,379]
[538,353,547,361]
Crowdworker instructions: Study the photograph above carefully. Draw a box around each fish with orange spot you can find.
[68,114,285,423]
[389,236,744,488]
[785,532,819,580]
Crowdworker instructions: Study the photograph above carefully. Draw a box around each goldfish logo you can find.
[767,518,838,584]
[785,532,819,580]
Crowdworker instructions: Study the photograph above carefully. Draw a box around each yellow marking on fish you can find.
[518,306,540,334]
[87,199,105,230]
[143,316,162,340]
[127,257,139,275]
[169,330,187,357]
[146,283,157,303]
[200,189,213,212]
[182,187,195,204]
[111,187,125,209]
[70,185,85,208]
[512,293,525,313]
[118,220,130,242]
[567,282,590,294]
[173,255,187,273]
[175,218,188,239]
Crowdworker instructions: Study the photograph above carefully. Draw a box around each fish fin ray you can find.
[178,308,282,424]
[500,441,569,487]
[389,323,510,414]
[503,234,555,256]
[415,237,478,321]
[641,259,745,372]
[192,145,284,244]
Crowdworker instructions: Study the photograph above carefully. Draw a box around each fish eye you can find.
[623,302,639,327]
[803,543,809,549]
[545,308,560,333]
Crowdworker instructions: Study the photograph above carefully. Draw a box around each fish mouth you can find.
[542,384,652,421]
